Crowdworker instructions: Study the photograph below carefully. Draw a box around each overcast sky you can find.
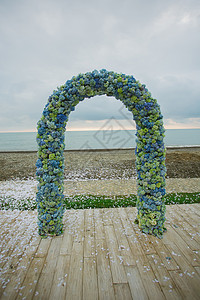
[0,0,200,132]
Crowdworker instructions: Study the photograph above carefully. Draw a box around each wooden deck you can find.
[0,204,199,299]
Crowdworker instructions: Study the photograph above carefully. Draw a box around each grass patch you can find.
[0,197,37,210]
[0,193,199,210]
[64,192,200,209]
[164,192,200,205]
[64,194,137,209]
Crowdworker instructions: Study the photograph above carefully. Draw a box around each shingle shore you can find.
[0,147,200,181]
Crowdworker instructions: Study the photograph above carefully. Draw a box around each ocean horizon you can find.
[0,129,199,151]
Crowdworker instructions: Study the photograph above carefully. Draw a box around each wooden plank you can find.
[149,235,180,271]
[176,205,200,233]
[0,211,20,232]
[65,241,84,299]
[118,207,145,258]
[102,208,115,226]
[165,242,198,274]
[49,255,70,300]
[169,270,200,300]
[167,206,200,250]
[163,222,192,249]
[136,255,166,300]
[0,212,27,259]
[16,257,45,300]
[96,239,115,300]
[0,225,34,272]
[163,226,199,267]
[4,222,38,271]
[33,236,62,299]
[0,219,39,298]
[65,210,84,300]
[165,243,200,298]
[125,207,157,255]
[112,209,136,266]
[84,234,95,258]
[174,206,200,245]
[104,225,127,283]
[72,210,85,242]
[94,208,105,240]
[123,207,137,225]
[84,209,95,258]
[60,231,73,255]
[35,237,52,258]
[30,234,41,247]
[114,283,132,300]
[0,206,200,300]
[176,203,200,220]
[0,234,40,299]
[147,254,182,299]
[187,203,200,217]
[194,266,200,276]
[125,265,148,300]
[63,209,79,236]
[83,257,98,300]
[133,231,156,256]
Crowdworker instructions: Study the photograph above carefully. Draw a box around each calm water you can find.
[0,129,199,151]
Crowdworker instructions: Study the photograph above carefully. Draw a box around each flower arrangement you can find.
[36,69,166,238]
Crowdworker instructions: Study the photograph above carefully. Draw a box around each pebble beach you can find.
[0,147,200,199]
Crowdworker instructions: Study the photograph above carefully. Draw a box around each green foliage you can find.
[64,192,200,210]
[64,194,137,209]
[164,192,200,205]
[0,192,199,211]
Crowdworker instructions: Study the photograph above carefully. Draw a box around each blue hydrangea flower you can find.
[36,69,166,238]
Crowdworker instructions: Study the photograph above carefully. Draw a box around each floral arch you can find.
[36,69,166,238]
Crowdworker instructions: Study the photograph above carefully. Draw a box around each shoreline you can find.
[0,145,200,154]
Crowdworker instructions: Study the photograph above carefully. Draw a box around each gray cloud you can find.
[0,0,200,131]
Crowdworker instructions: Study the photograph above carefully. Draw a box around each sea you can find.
[0,129,199,151]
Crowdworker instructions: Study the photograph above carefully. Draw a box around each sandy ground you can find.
[63,178,200,195]
[0,147,200,181]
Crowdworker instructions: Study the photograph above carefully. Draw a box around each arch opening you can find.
[36,69,166,238]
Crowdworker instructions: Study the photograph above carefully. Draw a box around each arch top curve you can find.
[41,69,162,128]
[36,69,166,238]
